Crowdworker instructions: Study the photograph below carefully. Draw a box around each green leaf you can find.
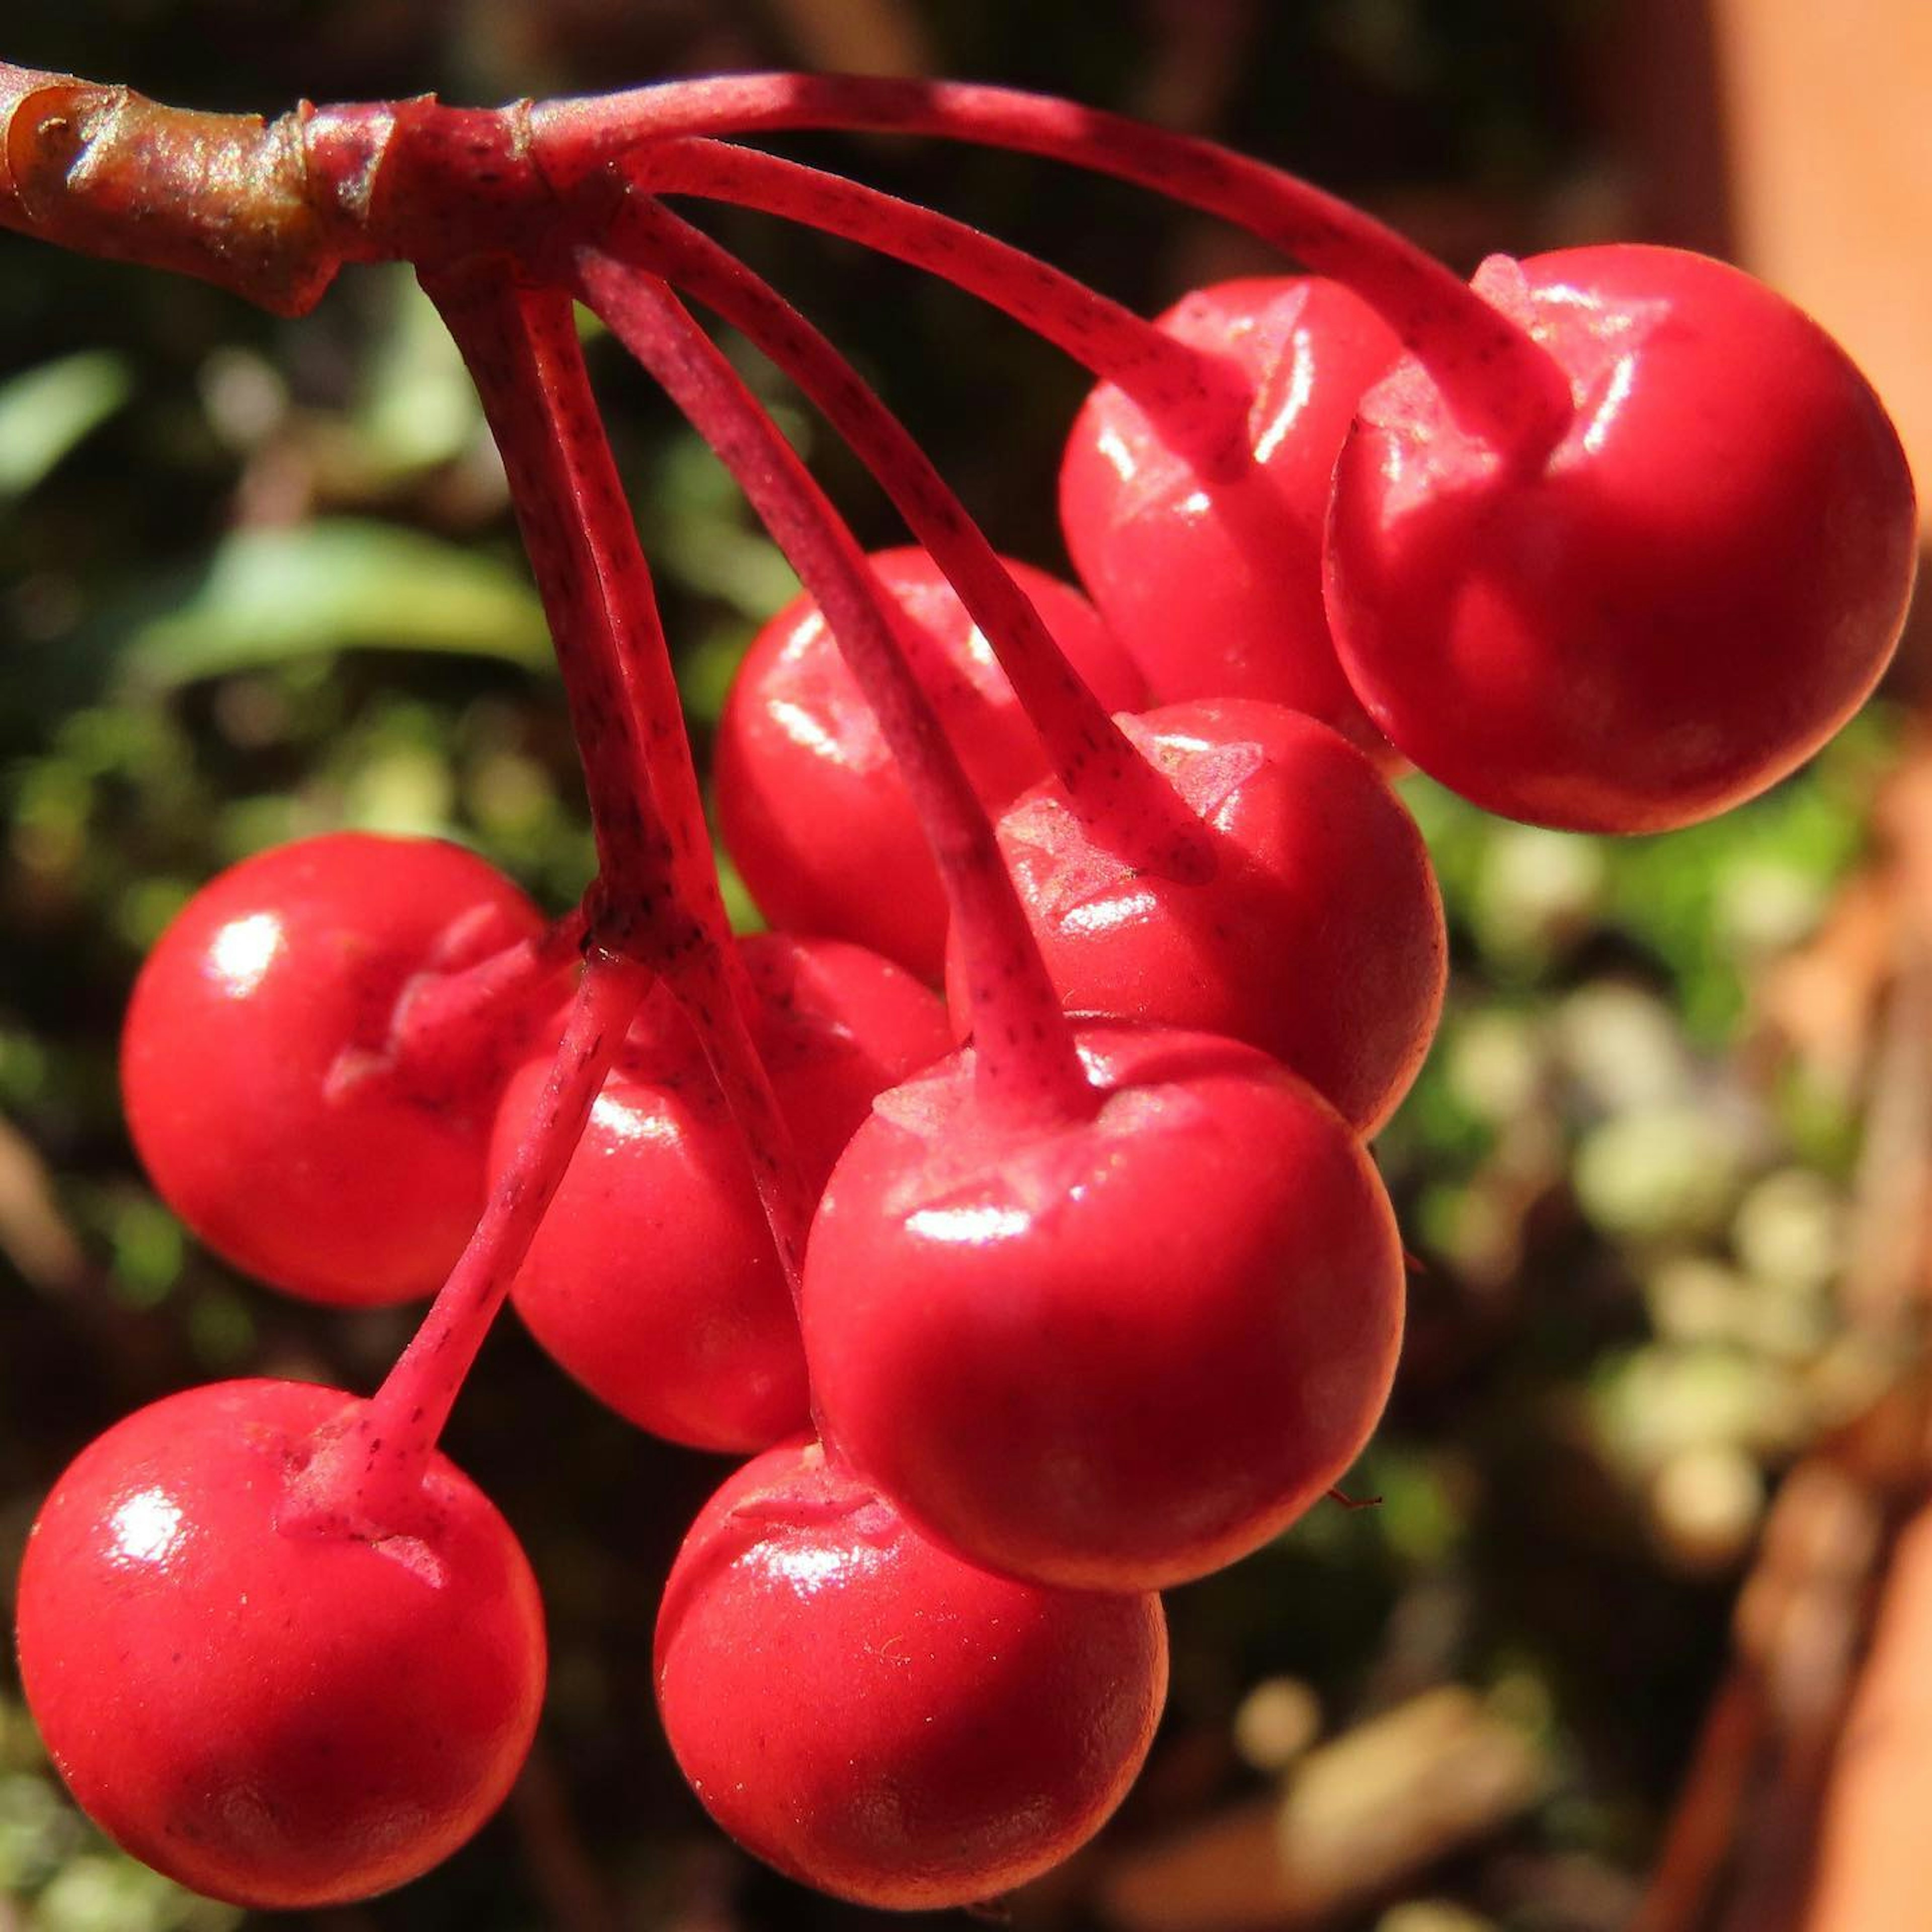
[0,352,134,503]
[354,268,487,472]
[106,520,555,686]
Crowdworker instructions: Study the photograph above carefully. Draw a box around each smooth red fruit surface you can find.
[715,546,1145,979]
[1326,245,1919,833]
[15,1379,545,1911]
[802,1026,1406,1592]
[500,933,949,1451]
[655,1437,1167,1909]
[121,832,547,1306]
[1059,277,1400,758]
[951,698,1444,1136]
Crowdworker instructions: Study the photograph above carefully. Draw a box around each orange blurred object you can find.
[1712,0,1932,536]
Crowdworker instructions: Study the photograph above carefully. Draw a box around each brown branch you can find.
[0,62,337,311]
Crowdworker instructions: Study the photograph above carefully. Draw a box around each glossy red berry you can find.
[802,1025,1405,1592]
[121,832,548,1306]
[951,698,1444,1136]
[14,1378,545,1911]
[1060,277,1401,758]
[715,545,1145,979]
[655,1436,1167,1909]
[498,932,949,1451]
[1325,245,1919,833]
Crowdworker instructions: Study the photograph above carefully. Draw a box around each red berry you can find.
[1325,245,1919,832]
[802,1025,1405,1591]
[499,933,949,1451]
[121,832,548,1306]
[1060,277,1400,758]
[655,1437,1167,1909]
[951,698,1445,1136]
[14,1379,545,1910]
[715,546,1145,979]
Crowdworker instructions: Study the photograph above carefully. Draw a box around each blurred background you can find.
[2,2,1929,1928]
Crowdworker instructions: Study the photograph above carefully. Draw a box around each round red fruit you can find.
[1060,276,1400,757]
[500,933,949,1451]
[1325,245,1919,832]
[715,546,1145,979]
[954,698,1445,1136]
[655,1437,1167,1910]
[803,1025,1406,1592]
[15,1378,545,1911]
[121,832,548,1305]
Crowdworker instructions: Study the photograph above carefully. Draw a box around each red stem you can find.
[647,930,818,1289]
[528,72,1574,465]
[367,942,648,1462]
[391,902,587,1075]
[429,264,816,1288]
[285,945,649,1530]
[4,63,1569,465]
[426,265,690,933]
[426,265,726,959]
[580,259,1093,1133]
[589,192,1217,888]
[626,136,1249,468]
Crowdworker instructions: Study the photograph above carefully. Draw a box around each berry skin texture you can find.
[14,1379,546,1911]
[121,832,546,1306]
[1059,277,1400,759]
[952,698,1445,1137]
[498,933,950,1451]
[1325,245,1920,833]
[802,1026,1406,1592]
[715,546,1146,979]
[655,1437,1168,1910]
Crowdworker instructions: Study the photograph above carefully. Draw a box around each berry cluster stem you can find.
[373,947,647,1490]
[590,191,1217,887]
[0,60,339,314]
[5,61,1573,465]
[431,264,817,1284]
[389,902,588,1076]
[626,137,1250,468]
[532,72,1575,464]
[288,944,649,1529]
[581,258,1093,1133]
[426,264,714,953]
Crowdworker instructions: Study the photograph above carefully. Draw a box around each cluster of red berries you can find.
[7,60,1917,1918]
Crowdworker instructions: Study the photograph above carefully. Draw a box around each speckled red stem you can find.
[426,266,719,955]
[581,258,1094,1134]
[429,265,815,1290]
[4,61,1571,465]
[530,72,1574,466]
[390,901,588,1077]
[626,137,1252,474]
[592,192,1218,888]
[327,945,650,1520]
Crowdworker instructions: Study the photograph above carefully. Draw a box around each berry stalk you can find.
[3,62,1571,467]
[626,137,1249,466]
[425,265,716,955]
[590,192,1216,887]
[286,942,648,1528]
[532,72,1575,464]
[389,901,588,1078]
[430,265,816,1283]
[581,260,1093,1133]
